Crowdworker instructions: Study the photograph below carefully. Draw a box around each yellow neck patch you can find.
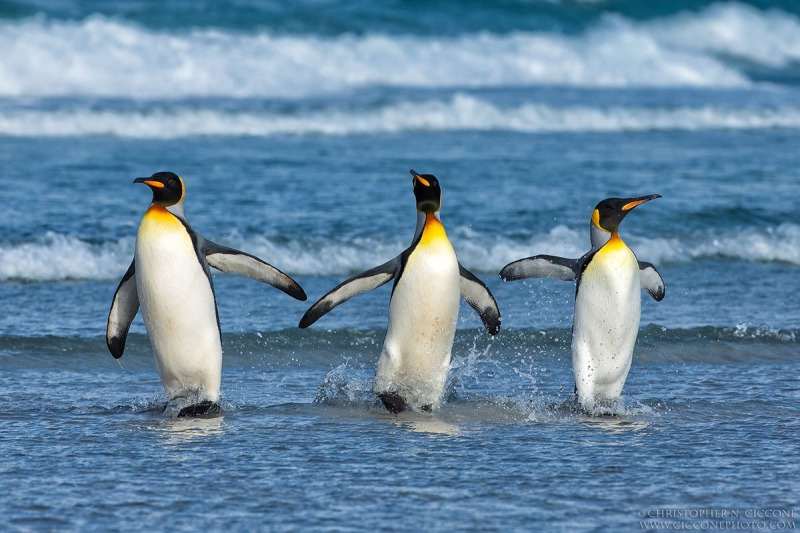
[143,205,180,225]
[419,213,448,246]
[603,232,627,251]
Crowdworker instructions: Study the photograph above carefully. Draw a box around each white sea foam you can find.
[3,95,800,137]
[461,223,800,271]
[3,3,797,99]
[647,3,800,70]
[0,233,134,282]
[3,224,799,282]
[628,222,800,266]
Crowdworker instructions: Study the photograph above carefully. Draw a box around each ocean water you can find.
[1,0,799,530]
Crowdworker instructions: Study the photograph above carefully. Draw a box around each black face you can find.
[133,171,184,206]
[410,169,442,213]
[593,194,661,233]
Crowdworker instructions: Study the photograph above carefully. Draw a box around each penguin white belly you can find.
[374,234,460,410]
[135,207,222,403]
[572,238,640,410]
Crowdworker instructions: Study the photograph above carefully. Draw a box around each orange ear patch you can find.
[591,209,608,232]
[178,177,185,203]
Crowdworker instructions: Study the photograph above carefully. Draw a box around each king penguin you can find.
[500,195,665,414]
[299,170,501,413]
[106,172,307,416]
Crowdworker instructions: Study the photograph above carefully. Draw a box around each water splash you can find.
[313,360,376,406]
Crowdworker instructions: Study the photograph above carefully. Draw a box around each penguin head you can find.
[133,171,185,206]
[591,194,661,234]
[410,169,441,213]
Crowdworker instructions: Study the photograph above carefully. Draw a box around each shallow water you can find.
[4,341,798,530]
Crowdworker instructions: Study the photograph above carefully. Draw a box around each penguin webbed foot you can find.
[378,392,408,414]
[377,392,433,414]
[177,400,222,418]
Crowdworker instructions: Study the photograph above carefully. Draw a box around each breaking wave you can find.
[3,3,800,100]
[2,223,799,282]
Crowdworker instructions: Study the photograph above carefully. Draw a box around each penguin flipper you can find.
[299,258,400,328]
[459,264,501,335]
[203,240,307,301]
[106,259,139,359]
[499,255,579,282]
[638,261,665,301]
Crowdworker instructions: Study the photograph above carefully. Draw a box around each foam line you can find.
[4,96,800,137]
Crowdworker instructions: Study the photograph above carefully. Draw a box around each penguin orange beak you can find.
[410,169,430,187]
[622,194,661,211]
[133,177,165,189]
